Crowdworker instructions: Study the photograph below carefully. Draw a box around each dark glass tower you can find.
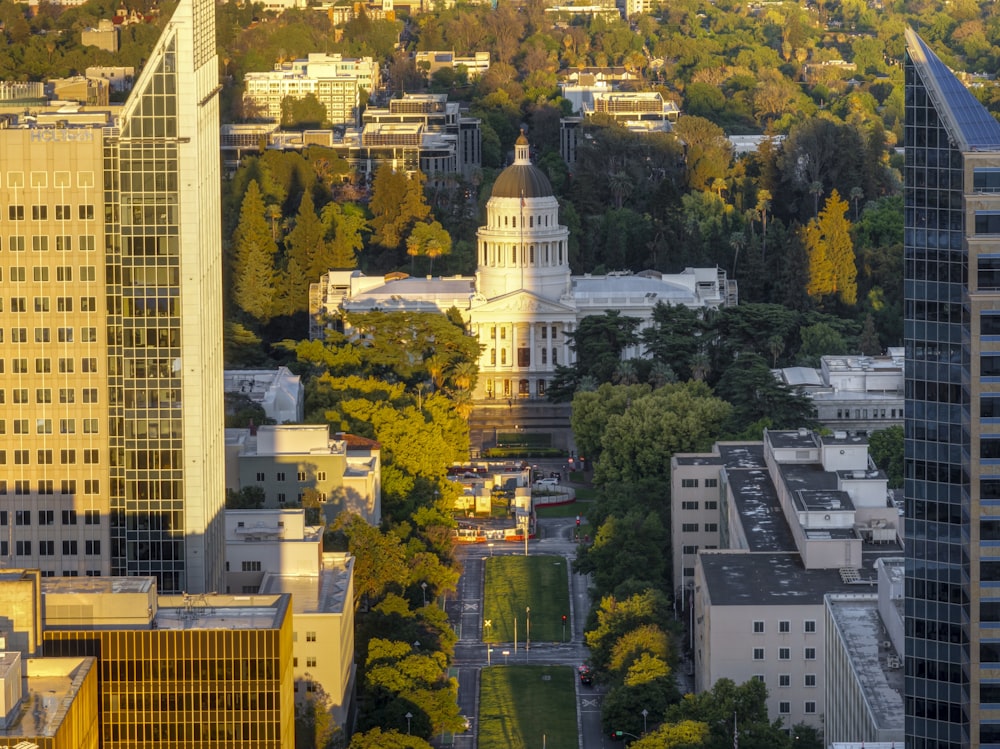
[905,29,1000,749]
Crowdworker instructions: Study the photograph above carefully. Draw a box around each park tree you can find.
[714,353,817,435]
[672,116,732,192]
[868,425,903,487]
[641,303,706,382]
[335,513,409,611]
[294,681,341,749]
[225,486,266,510]
[576,510,670,600]
[369,166,432,252]
[348,728,432,749]
[628,720,710,749]
[570,383,652,464]
[322,201,367,269]
[665,678,792,749]
[281,93,327,129]
[595,382,732,486]
[804,190,857,305]
[797,321,850,366]
[405,220,452,275]
[279,190,327,315]
[230,180,278,323]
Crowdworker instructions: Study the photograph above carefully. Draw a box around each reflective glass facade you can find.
[44,610,294,748]
[105,0,225,593]
[905,29,1000,749]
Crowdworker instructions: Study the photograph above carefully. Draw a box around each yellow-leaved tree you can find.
[803,189,857,305]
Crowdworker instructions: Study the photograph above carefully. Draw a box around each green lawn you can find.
[483,555,570,643]
[478,666,577,749]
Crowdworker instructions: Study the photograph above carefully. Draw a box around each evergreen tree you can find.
[368,166,430,252]
[804,189,857,305]
[280,190,327,314]
[859,312,881,355]
[322,201,367,269]
[231,180,277,323]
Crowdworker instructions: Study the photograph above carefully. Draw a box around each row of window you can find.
[778,701,816,714]
[3,266,96,282]
[679,478,719,488]
[253,471,328,483]
[680,523,719,532]
[0,560,100,577]
[292,657,318,668]
[3,296,98,312]
[754,673,818,688]
[0,419,100,435]
[4,205,95,221]
[2,540,102,556]
[835,408,899,419]
[752,620,817,634]
[0,327,99,343]
[680,501,719,511]
[488,325,560,340]
[0,358,99,375]
[489,348,560,366]
[0,387,99,403]
[1,235,97,252]
[1,509,101,525]
[0,448,100,465]
[752,647,817,660]
[0,479,101,495]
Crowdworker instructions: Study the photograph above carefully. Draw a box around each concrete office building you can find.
[823,558,905,746]
[674,429,903,729]
[0,0,225,593]
[903,29,1000,749]
[225,424,381,525]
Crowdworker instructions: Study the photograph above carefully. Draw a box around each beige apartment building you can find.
[0,121,112,578]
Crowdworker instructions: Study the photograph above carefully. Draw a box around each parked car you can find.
[578,665,593,685]
[535,477,559,487]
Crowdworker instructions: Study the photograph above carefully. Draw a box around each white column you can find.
[562,323,571,366]
[529,324,535,372]
[511,322,518,373]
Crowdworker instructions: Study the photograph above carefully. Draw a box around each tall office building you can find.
[0,0,225,594]
[904,29,1000,748]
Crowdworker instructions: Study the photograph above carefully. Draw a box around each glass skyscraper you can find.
[905,29,1000,748]
[0,0,224,594]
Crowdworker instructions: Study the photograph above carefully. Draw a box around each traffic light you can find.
[561,615,567,624]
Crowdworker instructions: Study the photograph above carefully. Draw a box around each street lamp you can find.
[502,649,510,665]
[488,542,495,557]
[641,709,648,735]
[405,712,413,734]
[526,606,531,653]
[421,581,428,607]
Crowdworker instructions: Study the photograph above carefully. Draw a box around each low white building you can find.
[775,349,904,435]
[224,366,305,424]
[226,424,381,525]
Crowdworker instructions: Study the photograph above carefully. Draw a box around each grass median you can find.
[478,665,577,749]
[483,554,571,643]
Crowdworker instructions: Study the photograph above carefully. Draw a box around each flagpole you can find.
[733,711,738,749]
[520,188,525,291]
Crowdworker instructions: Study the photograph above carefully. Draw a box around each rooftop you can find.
[906,28,1000,152]
[41,577,154,595]
[0,656,96,739]
[258,553,354,615]
[699,552,877,606]
[153,594,289,630]
[827,594,904,733]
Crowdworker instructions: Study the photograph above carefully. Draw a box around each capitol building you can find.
[311,133,737,403]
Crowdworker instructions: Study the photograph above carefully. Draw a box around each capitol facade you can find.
[311,133,737,401]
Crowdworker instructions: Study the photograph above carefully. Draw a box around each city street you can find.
[445,502,611,749]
